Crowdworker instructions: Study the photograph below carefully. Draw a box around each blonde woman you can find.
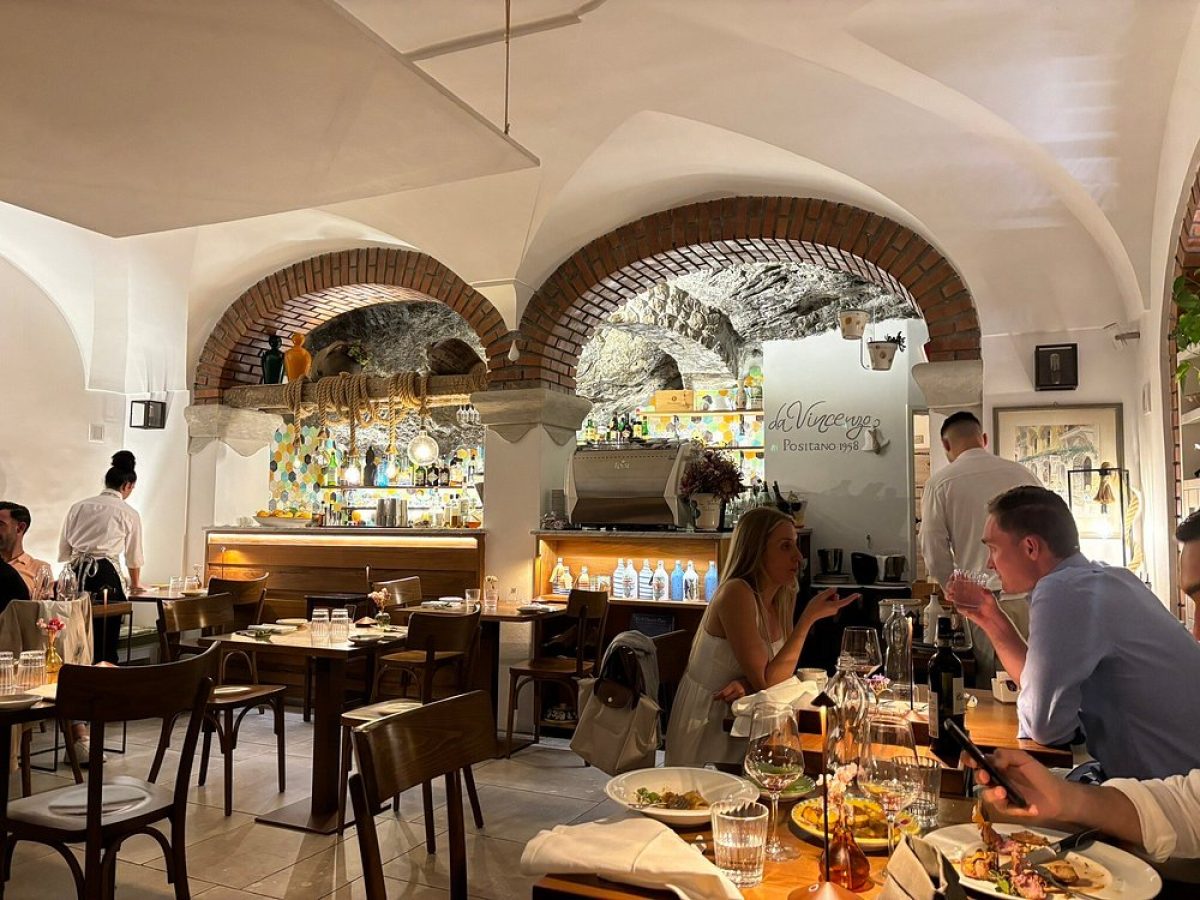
[664,506,858,767]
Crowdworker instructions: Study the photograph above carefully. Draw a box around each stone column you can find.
[471,388,591,735]
[182,405,282,573]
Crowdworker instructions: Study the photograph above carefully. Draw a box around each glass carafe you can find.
[882,600,913,705]
[823,654,872,775]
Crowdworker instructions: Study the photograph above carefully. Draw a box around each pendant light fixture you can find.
[407,407,439,467]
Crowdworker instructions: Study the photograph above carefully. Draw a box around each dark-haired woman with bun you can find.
[58,450,145,665]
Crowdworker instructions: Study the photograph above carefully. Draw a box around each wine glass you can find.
[840,627,883,676]
[860,714,920,852]
[743,702,805,861]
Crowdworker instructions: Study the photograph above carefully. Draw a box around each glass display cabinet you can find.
[1066,465,1130,567]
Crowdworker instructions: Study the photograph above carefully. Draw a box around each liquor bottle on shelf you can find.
[578,566,591,590]
[638,559,653,599]
[415,464,427,488]
[430,493,445,529]
[704,561,719,602]
[562,565,575,593]
[622,562,636,600]
[466,450,478,485]
[621,414,633,442]
[550,557,565,594]
[449,455,463,486]
[611,559,626,598]
[639,411,650,439]
[652,561,669,600]
[584,416,597,443]
[683,561,699,601]
[458,491,470,524]
[669,560,684,601]
[607,416,618,442]
[443,458,454,487]
[928,616,966,764]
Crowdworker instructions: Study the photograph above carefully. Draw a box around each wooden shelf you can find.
[323,484,477,491]
[641,409,764,418]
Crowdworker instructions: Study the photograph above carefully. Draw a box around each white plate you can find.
[276,618,308,629]
[247,624,296,635]
[923,823,1162,900]
[0,693,40,710]
[605,767,757,827]
[253,515,312,529]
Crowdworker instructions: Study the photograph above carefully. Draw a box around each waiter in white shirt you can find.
[919,411,1041,684]
[58,450,145,663]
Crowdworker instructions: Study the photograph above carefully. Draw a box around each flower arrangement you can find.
[826,761,859,808]
[679,448,746,501]
[368,589,389,611]
[37,616,66,637]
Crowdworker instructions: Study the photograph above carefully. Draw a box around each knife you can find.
[1023,829,1101,867]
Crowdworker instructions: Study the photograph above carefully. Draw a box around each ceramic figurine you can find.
[260,334,285,384]
[284,332,312,382]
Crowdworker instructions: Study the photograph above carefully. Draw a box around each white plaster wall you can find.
[0,257,119,568]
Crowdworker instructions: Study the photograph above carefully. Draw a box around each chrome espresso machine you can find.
[565,443,695,527]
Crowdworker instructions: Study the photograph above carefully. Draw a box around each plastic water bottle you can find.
[670,560,684,601]
[623,563,637,600]
[683,561,700,601]
[704,561,719,603]
[652,561,669,601]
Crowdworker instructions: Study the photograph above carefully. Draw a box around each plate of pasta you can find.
[605,767,757,827]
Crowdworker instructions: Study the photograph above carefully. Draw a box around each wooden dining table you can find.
[0,685,60,821]
[199,625,406,835]
[532,798,976,899]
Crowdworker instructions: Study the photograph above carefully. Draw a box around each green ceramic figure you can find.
[261,334,285,385]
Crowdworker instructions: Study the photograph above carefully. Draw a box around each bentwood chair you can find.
[0,646,216,900]
[504,589,608,757]
[162,573,268,679]
[348,691,496,900]
[650,628,691,722]
[340,610,485,848]
[160,595,287,816]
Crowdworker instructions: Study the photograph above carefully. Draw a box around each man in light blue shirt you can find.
[949,485,1200,780]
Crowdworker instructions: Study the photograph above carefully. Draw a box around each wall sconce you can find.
[129,400,167,429]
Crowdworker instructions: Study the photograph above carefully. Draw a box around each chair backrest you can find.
[160,593,237,638]
[651,628,691,712]
[54,644,217,823]
[206,573,269,627]
[565,589,608,674]
[375,576,422,606]
[349,691,495,900]
[305,594,367,619]
[406,609,480,654]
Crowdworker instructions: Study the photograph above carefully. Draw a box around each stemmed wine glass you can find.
[860,714,921,852]
[840,627,883,676]
[743,702,805,861]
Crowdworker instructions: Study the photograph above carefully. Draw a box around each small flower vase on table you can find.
[45,632,63,684]
[374,610,391,628]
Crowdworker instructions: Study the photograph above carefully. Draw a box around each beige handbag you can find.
[570,676,660,775]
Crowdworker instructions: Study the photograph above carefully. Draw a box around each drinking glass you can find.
[0,653,15,694]
[903,754,942,830]
[464,588,481,611]
[32,564,55,601]
[168,576,184,598]
[17,651,45,691]
[192,563,205,588]
[483,587,498,613]
[841,627,883,676]
[860,715,920,852]
[743,702,804,861]
[183,575,201,593]
[710,799,769,888]
[330,610,350,644]
[310,609,330,644]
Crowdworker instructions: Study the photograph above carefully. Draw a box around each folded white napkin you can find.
[521,817,740,900]
[730,676,819,737]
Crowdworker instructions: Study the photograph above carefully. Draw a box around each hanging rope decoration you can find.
[284,372,431,437]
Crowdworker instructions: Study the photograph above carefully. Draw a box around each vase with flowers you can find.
[368,589,391,627]
[679,448,746,531]
[822,762,871,891]
[38,616,66,683]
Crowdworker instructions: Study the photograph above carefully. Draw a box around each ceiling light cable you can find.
[504,0,511,134]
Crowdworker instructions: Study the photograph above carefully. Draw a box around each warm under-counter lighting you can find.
[207,532,479,550]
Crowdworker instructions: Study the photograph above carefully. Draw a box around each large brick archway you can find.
[193,248,508,403]
[498,197,980,391]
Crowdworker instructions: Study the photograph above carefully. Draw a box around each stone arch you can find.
[192,248,508,403]
[501,197,980,391]
[607,283,739,377]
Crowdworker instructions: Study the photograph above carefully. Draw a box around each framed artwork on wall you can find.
[992,404,1123,500]
[1034,343,1079,390]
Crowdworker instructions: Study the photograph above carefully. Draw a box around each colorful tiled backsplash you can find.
[267,424,325,512]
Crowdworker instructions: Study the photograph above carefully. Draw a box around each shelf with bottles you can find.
[322,483,480,492]
[640,409,764,418]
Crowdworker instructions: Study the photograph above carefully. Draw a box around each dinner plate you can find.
[180,589,207,597]
[923,823,1162,900]
[247,624,296,635]
[0,693,40,710]
[757,773,815,802]
[789,797,917,851]
[276,618,308,629]
[348,633,388,644]
[605,767,757,827]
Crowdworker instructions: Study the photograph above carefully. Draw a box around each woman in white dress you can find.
[664,506,859,767]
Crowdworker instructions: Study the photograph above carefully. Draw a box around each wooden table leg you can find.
[255,655,346,834]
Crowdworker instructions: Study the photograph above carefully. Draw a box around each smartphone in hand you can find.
[943,718,1029,809]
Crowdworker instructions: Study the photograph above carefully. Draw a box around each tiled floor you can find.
[7,711,614,899]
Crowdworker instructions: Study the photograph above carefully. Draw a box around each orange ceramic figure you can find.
[284,332,312,382]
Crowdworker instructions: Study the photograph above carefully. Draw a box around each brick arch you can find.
[500,197,980,391]
[192,248,508,403]
[1168,171,1200,563]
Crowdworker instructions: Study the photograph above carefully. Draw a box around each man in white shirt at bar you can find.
[919,411,1041,684]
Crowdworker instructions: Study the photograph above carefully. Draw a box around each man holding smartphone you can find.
[948,486,1200,780]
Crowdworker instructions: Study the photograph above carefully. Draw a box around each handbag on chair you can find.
[570,644,660,775]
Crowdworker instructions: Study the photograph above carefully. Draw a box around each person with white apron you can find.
[58,450,145,664]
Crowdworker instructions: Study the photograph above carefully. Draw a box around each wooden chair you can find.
[0,646,216,900]
[341,610,485,848]
[163,573,268,678]
[374,576,422,607]
[160,594,287,816]
[650,629,691,720]
[349,691,496,900]
[504,589,608,757]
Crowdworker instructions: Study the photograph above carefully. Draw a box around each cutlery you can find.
[1033,863,1100,899]
[1024,828,1100,867]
